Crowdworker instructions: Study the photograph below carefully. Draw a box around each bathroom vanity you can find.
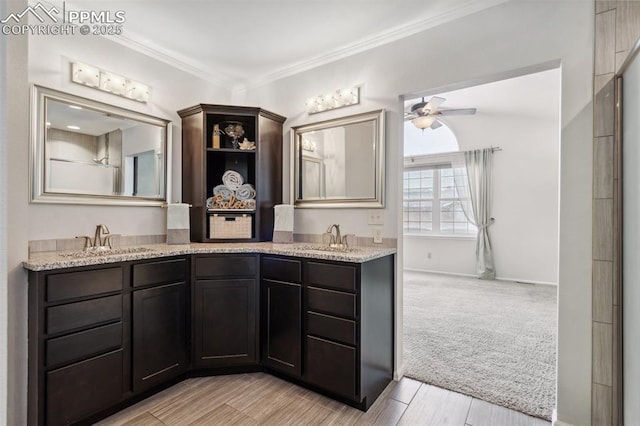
[24,243,395,426]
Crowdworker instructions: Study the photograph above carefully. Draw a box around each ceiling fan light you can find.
[411,115,436,129]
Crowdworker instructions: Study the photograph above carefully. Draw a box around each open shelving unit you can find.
[178,104,286,242]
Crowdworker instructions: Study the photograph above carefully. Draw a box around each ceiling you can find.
[59,0,508,89]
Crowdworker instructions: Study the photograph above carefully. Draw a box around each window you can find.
[403,164,477,236]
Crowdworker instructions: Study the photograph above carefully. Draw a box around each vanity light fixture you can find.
[71,62,100,88]
[70,62,151,103]
[301,138,317,152]
[306,86,360,114]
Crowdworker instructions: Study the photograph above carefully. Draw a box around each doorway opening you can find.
[400,67,561,421]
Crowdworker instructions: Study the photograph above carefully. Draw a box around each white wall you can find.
[404,73,561,285]
[4,0,29,423]
[404,235,476,275]
[243,2,593,424]
[27,32,231,240]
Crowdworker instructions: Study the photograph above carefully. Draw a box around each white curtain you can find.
[453,148,496,279]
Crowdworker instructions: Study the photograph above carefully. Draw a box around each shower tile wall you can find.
[46,128,97,162]
[593,1,640,424]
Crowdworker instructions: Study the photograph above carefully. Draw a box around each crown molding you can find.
[106,32,233,89]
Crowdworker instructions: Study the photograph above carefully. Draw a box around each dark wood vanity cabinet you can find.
[131,258,189,393]
[192,254,259,368]
[27,251,394,424]
[303,256,394,409]
[261,254,394,410]
[260,256,303,378]
[178,104,286,243]
[28,265,127,426]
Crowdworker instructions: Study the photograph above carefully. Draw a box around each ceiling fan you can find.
[404,96,476,130]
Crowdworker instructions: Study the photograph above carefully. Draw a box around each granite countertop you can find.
[23,242,397,271]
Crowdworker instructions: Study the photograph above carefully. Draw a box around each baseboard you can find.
[393,362,406,381]
[501,276,558,286]
[403,268,476,278]
[403,268,558,286]
[552,409,574,426]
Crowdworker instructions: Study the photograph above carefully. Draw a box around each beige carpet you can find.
[403,272,557,421]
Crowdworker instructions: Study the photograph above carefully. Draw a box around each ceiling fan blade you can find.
[424,96,446,112]
[437,108,477,116]
[431,120,443,129]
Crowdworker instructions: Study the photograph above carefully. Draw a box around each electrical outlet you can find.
[368,210,384,225]
[373,226,383,244]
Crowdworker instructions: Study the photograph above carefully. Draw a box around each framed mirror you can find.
[291,109,385,208]
[30,85,172,205]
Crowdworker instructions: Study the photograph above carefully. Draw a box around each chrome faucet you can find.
[76,224,111,251]
[93,224,110,248]
[326,224,344,248]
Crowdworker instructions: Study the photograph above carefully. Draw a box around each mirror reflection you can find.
[32,86,171,205]
[292,109,385,208]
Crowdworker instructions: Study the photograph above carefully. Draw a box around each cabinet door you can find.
[193,279,258,368]
[305,336,357,400]
[261,279,301,378]
[132,282,187,393]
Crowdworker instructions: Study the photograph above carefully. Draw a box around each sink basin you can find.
[289,244,362,254]
[58,247,155,259]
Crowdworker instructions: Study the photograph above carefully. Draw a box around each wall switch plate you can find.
[373,226,383,244]
[368,210,384,225]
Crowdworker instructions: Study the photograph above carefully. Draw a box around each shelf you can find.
[206,148,256,153]
[207,209,256,213]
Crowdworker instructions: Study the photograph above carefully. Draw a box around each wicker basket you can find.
[209,214,252,239]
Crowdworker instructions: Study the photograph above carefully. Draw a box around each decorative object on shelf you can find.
[222,170,243,190]
[236,183,256,200]
[212,124,222,149]
[272,204,294,243]
[305,86,360,114]
[238,138,256,150]
[223,121,245,149]
[71,62,151,103]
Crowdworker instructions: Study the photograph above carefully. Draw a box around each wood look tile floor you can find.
[97,374,550,426]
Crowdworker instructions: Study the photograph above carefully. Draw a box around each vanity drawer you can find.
[195,255,257,278]
[306,262,356,292]
[307,287,356,319]
[46,349,123,426]
[133,258,187,287]
[307,311,356,346]
[46,294,122,335]
[262,256,302,283]
[46,322,122,368]
[46,267,122,302]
